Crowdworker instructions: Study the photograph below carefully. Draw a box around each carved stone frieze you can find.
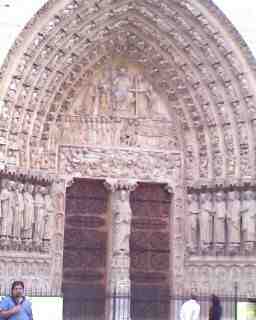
[58,145,181,182]
[186,186,256,257]
[185,262,256,295]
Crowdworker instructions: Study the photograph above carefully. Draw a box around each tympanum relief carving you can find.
[72,62,168,118]
[29,61,180,172]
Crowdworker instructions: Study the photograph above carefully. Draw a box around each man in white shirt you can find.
[180,294,200,320]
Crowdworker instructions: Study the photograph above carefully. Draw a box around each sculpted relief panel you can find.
[186,188,256,256]
[0,178,52,252]
[58,146,181,183]
[29,60,179,171]
[72,62,169,118]
[0,175,65,294]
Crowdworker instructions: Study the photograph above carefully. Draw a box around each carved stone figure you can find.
[0,179,11,242]
[200,193,214,253]
[112,66,135,115]
[214,191,226,253]
[241,190,256,253]
[227,190,241,254]
[34,186,46,247]
[8,181,16,241]
[13,182,25,242]
[23,183,34,243]
[43,187,54,242]
[187,193,199,254]
[112,189,132,255]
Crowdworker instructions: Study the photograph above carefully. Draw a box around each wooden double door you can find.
[62,179,171,320]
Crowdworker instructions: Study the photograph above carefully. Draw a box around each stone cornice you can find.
[187,177,256,192]
[0,165,57,184]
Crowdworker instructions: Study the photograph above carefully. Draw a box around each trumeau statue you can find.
[241,190,256,253]
[112,189,132,256]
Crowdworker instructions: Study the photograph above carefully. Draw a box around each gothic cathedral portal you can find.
[0,1,256,320]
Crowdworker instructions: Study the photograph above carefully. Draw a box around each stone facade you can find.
[0,0,256,302]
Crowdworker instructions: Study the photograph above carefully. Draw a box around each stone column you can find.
[104,179,138,320]
[50,179,66,295]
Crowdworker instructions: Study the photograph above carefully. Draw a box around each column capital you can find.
[164,182,174,194]
[104,178,138,192]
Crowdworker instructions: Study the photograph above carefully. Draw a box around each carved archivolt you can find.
[0,0,255,181]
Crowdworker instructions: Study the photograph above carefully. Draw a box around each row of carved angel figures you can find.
[0,179,53,251]
[187,189,256,255]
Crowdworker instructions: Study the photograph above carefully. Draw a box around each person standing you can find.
[0,281,33,320]
[180,294,200,320]
[209,294,222,320]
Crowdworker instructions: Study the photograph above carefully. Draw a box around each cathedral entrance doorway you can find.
[62,178,172,320]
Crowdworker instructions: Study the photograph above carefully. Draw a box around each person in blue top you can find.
[0,281,33,320]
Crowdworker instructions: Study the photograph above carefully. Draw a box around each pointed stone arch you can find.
[0,0,255,183]
[0,0,256,299]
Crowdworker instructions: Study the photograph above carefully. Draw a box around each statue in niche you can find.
[241,190,256,253]
[200,193,214,254]
[227,190,241,255]
[112,190,132,256]
[214,191,226,253]
[22,183,34,245]
[13,182,24,243]
[43,186,53,244]
[7,181,16,242]
[187,193,199,254]
[0,179,11,243]
[34,186,45,247]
